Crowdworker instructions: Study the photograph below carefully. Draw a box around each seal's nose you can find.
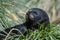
[29,14,34,21]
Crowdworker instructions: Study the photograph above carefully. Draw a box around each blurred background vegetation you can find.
[0,0,60,29]
[0,0,60,40]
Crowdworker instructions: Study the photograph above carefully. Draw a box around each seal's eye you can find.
[29,11,38,15]
[32,12,38,15]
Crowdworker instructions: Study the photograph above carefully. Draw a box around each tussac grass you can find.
[3,24,60,40]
